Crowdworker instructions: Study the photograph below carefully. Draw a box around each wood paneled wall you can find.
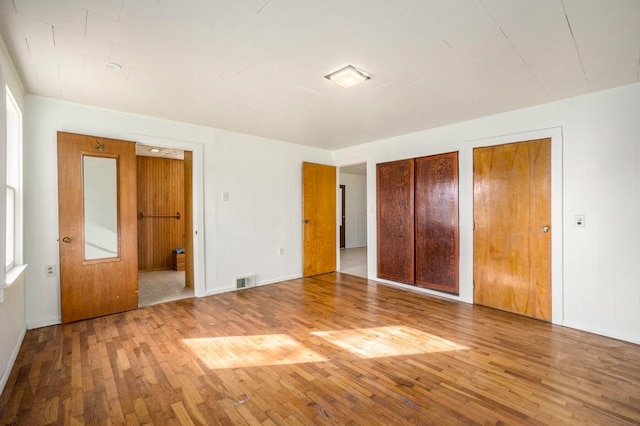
[137,156,185,271]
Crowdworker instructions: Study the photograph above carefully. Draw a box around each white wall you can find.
[0,35,26,395]
[0,273,25,393]
[333,82,640,345]
[23,96,331,328]
[339,173,367,248]
[210,129,330,292]
[8,35,640,355]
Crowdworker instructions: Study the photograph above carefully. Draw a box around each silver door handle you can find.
[304,219,310,224]
[540,226,549,233]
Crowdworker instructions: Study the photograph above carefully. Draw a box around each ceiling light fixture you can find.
[150,148,160,153]
[325,65,370,88]
[106,62,122,71]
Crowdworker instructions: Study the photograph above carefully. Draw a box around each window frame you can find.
[5,185,15,270]
[5,85,22,274]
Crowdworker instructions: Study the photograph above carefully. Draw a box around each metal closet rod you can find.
[138,212,181,220]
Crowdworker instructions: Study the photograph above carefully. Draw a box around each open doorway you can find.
[338,163,368,278]
[136,144,194,306]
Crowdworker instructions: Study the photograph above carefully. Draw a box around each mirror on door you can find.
[83,155,119,260]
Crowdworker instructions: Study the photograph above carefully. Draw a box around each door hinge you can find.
[473,222,475,230]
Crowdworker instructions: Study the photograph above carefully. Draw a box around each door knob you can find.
[540,226,550,233]
[62,236,72,243]
[304,219,310,224]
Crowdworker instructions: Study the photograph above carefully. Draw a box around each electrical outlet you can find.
[45,264,56,277]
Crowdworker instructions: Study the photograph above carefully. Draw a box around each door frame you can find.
[463,127,563,325]
[131,134,206,298]
[336,161,370,274]
[339,185,346,248]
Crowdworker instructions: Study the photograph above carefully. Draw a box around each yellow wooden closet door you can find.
[302,162,336,277]
[473,138,551,321]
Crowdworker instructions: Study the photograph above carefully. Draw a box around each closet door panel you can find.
[377,159,415,284]
[415,152,459,294]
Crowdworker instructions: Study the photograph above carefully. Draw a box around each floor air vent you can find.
[235,274,256,289]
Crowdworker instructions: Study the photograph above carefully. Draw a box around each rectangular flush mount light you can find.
[325,65,370,88]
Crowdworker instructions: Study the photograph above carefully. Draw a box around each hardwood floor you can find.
[1,273,639,425]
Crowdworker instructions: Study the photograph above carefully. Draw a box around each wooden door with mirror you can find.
[57,132,138,323]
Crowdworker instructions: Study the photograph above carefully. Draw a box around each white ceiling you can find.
[1,0,639,150]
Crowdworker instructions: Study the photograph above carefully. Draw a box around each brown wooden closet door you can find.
[415,152,459,294]
[377,159,414,284]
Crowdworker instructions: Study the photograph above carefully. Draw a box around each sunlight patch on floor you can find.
[182,334,327,369]
[184,326,467,369]
[312,326,467,358]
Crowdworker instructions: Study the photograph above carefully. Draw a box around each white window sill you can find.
[0,264,27,303]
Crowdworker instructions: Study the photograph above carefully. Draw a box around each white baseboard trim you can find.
[205,286,235,297]
[258,274,302,286]
[0,325,26,396]
[561,320,640,345]
[27,316,61,330]
[204,274,304,297]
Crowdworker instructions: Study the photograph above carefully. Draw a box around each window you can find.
[6,86,22,271]
[6,186,14,268]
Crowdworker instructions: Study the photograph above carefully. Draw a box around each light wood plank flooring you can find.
[1,273,639,425]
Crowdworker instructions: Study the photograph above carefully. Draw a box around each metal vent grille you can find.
[235,274,256,289]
